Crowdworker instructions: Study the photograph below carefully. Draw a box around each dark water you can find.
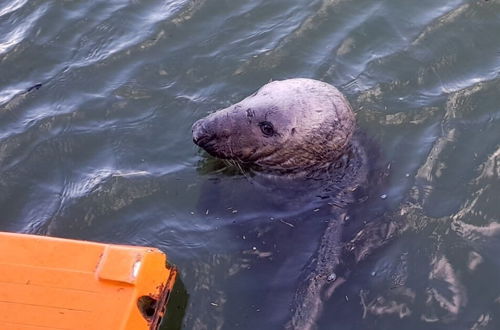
[1,0,500,329]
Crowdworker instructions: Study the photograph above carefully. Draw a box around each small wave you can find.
[0,3,48,55]
[0,0,28,18]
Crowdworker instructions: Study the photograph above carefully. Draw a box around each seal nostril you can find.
[192,128,202,144]
[193,132,207,146]
[192,121,206,144]
[192,125,216,147]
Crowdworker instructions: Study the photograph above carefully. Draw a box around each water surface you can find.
[1,0,500,329]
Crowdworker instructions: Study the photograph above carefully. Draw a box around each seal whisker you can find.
[222,159,233,170]
[233,158,250,179]
[225,138,251,178]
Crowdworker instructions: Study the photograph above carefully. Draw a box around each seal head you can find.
[192,78,355,174]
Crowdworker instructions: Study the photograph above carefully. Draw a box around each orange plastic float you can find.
[0,232,177,330]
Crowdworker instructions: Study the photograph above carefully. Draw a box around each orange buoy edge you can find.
[0,231,177,330]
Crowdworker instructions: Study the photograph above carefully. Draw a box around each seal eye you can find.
[259,121,275,136]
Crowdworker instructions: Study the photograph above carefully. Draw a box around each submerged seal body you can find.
[192,78,356,175]
[192,78,368,329]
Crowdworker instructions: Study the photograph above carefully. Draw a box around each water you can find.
[1,0,499,329]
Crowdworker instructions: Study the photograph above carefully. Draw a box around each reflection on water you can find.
[1,0,500,329]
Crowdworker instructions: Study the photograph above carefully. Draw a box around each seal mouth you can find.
[193,134,221,158]
[198,140,223,158]
[192,134,213,148]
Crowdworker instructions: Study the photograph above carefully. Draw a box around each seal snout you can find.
[192,120,213,147]
[192,119,223,159]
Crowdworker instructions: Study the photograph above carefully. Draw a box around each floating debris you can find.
[380,194,387,200]
[313,208,320,212]
[279,219,295,228]
[327,201,343,208]
[232,209,238,214]
[205,209,209,215]
[327,273,337,282]
[26,83,42,93]
[252,246,257,251]
[371,271,377,277]
[210,302,218,307]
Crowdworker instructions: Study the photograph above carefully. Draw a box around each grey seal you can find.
[192,78,356,175]
[192,78,368,329]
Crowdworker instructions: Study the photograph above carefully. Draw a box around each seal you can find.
[192,78,368,329]
[192,78,356,175]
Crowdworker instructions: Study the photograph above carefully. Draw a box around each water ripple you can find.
[0,1,499,329]
[0,0,27,18]
[0,2,47,56]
